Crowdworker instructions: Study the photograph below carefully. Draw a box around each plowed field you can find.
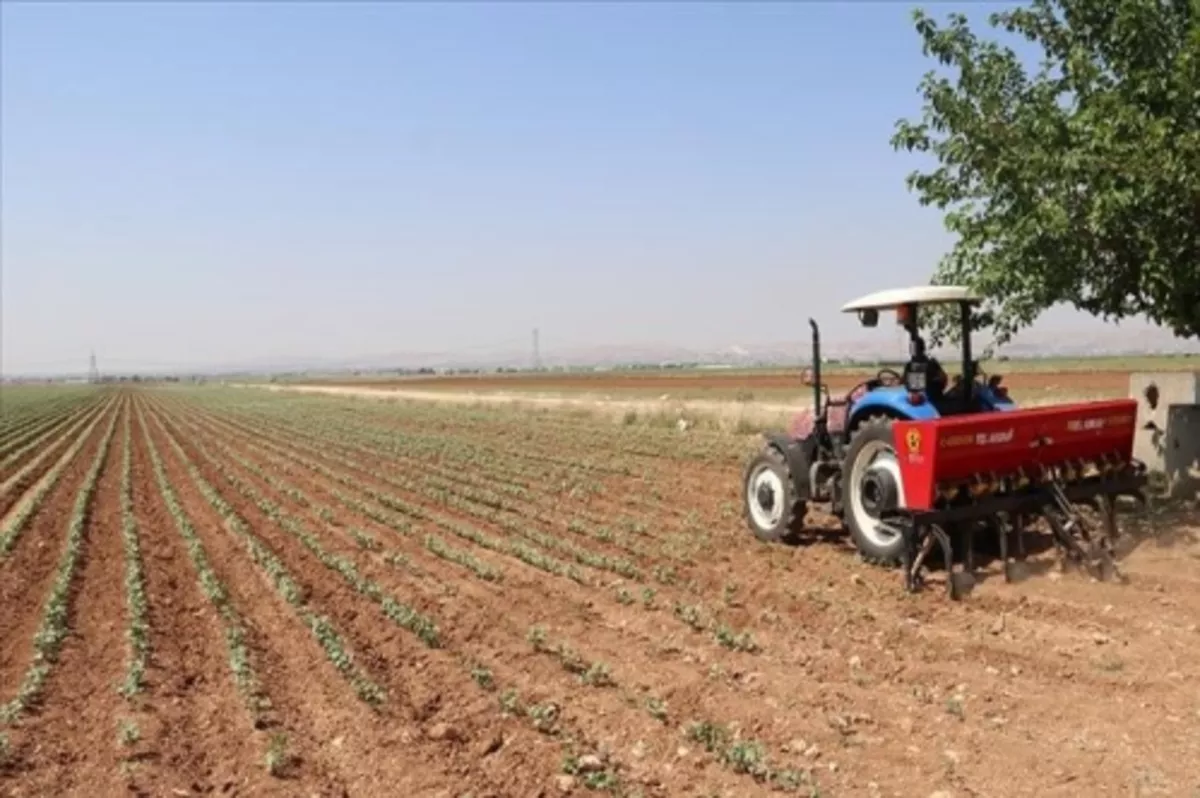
[320,368,1133,395]
[1,387,1197,797]
[307,366,1155,404]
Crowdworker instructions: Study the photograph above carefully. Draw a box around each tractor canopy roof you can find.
[840,285,980,314]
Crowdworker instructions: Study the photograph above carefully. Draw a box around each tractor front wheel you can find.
[742,446,805,543]
[841,416,907,566]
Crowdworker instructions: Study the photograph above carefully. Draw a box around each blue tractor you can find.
[740,286,1017,565]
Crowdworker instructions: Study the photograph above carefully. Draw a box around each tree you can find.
[891,0,1199,349]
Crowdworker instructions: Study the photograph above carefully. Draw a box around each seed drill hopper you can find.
[741,286,1149,598]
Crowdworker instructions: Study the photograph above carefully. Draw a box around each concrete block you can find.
[1128,371,1200,471]
[1164,404,1200,501]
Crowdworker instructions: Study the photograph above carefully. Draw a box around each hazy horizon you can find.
[3,2,1196,378]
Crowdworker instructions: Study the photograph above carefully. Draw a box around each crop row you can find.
[143,405,388,707]
[0,388,99,442]
[118,407,150,699]
[229,388,752,464]
[180,391,724,537]
[0,396,103,469]
[169,404,603,585]
[135,400,267,720]
[1,397,110,493]
[0,396,120,557]
[171,398,661,569]
[3,390,793,795]
[159,397,766,658]
[160,410,442,647]
[129,393,821,795]
[1,401,120,723]
[138,396,642,790]
[152,396,771,683]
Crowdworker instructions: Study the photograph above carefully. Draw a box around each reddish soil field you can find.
[314,368,1135,399]
[1,387,1197,797]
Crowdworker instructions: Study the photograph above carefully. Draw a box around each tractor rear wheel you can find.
[842,416,907,565]
[742,446,805,543]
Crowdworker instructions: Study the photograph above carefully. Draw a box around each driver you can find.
[904,334,948,399]
[926,356,948,399]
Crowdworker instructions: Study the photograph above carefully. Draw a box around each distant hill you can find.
[6,324,1198,380]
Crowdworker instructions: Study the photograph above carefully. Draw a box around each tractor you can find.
[741,286,1148,598]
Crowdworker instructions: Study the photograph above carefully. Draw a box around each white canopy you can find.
[840,285,980,313]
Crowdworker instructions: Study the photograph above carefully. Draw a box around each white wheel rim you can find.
[848,439,905,549]
[747,465,786,530]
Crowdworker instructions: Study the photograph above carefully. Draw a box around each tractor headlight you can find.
[906,368,927,393]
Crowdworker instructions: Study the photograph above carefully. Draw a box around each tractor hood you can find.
[891,399,1139,511]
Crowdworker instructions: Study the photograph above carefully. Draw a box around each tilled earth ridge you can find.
[0,388,1195,798]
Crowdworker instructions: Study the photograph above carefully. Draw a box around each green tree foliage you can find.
[892,0,1200,348]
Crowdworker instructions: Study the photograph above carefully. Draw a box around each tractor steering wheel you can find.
[876,368,903,386]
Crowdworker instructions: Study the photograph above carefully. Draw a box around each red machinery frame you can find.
[886,399,1146,599]
[891,398,1138,511]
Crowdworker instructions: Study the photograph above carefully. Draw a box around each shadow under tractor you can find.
[741,286,1148,598]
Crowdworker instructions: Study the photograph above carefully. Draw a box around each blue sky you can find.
[1,1,1187,375]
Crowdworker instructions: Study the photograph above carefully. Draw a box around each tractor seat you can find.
[825,383,871,435]
[788,383,871,441]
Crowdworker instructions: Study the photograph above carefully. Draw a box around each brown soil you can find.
[6,399,130,796]
[0,401,108,520]
[3,388,1199,798]
[0,402,95,483]
[315,368,1135,396]
[117,402,272,796]
[163,399,771,795]
[168,393,1200,796]
[0,401,116,696]
[148,402,570,796]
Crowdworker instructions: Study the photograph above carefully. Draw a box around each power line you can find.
[88,351,100,383]
[532,328,541,370]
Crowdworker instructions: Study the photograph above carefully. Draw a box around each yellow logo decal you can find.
[905,428,922,453]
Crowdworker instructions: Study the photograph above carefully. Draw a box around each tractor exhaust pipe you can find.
[808,318,822,416]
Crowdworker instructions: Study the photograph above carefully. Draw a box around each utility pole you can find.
[88,351,100,384]
[532,328,542,371]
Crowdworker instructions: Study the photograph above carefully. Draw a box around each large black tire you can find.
[841,416,906,566]
[742,446,806,543]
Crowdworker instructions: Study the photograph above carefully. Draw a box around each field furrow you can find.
[150,399,838,794]
[117,401,275,794]
[149,410,796,794]
[0,399,94,472]
[0,391,94,448]
[2,398,132,794]
[177,391,740,570]
[148,400,579,793]
[3,385,1197,797]
[0,401,119,727]
[185,398,673,565]
[0,401,118,697]
[0,400,111,513]
[0,399,117,542]
[194,393,716,520]
[175,402,623,593]
[178,398,1200,669]
[177,401,650,585]
[138,398,537,794]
